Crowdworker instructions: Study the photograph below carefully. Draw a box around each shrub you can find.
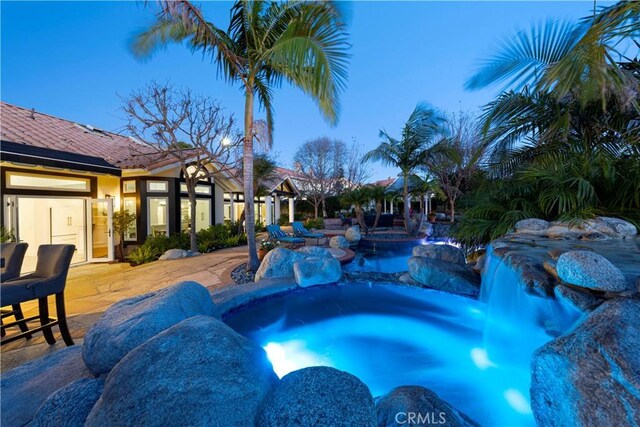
[127,245,159,265]
[305,218,324,230]
[0,226,16,243]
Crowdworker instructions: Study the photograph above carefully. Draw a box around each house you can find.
[0,101,298,270]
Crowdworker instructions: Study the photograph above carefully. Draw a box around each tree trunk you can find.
[321,196,327,218]
[118,233,126,262]
[450,199,455,223]
[355,205,367,234]
[188,189,198,252]
[314,203,319,219]
[373,201,382,230]
[238,209,246,235]
[403,171,411,235]
[243,88,260,271]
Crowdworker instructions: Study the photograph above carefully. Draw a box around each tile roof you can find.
[371,177,396,187]
[0,101,168,170]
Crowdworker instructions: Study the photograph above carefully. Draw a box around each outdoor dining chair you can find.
[1,244,75,346]
[266,224,306,248]
[291,221,326,245]
[1,242,30,338]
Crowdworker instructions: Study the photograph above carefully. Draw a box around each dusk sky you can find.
[2,1,602,180]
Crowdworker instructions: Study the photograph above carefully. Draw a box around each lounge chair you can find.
[266,225,305,248]
[292,221,326,245]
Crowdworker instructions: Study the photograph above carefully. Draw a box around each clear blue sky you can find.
[2,1,601,180]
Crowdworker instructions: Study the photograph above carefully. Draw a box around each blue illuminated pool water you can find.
[342,248,413,273]
[225,283,552,427]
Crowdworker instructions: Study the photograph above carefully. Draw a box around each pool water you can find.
[225,283,550,426]
[342,248,412,273]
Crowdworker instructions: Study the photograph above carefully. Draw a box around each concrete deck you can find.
[1,246,248,371]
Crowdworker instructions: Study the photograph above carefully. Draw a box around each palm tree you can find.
[364,104,446,235]
[236,153,279,234]
[132,1,350,271]
[367,185,387,230]
[340,187,370,234]
[466,2,640,109]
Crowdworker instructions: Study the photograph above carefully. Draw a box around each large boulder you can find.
[514,218,551,233]
[412,244,466,266]
[504,253,555,297]
[553,284,603,314]
[296,246,333,259]
[82,281,217,376]
[593,217,637,237]
[1,346,92,427]
[86,316,277,426]
[257,366,376,427]
[531,298,640,426]
[556,251,632,293]
[408,257,480,297]
[345,226,362,243]
[329,235,349,249]
[376,386,478,427]
[158,249,194,260]
[255,248,305,281]
[255,247,336,282]
[293,258,341,288]
[32,378,104,427]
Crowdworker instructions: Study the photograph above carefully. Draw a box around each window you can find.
[181,199,211,232]
[6,171,90,192]
[180,183,211,195]
[147,181,168,192]
[123,181,136,193]
[148,198,168,236]
[186,165,208,181]
[123,198,137,240]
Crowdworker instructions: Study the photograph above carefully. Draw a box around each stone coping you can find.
[211,272,477,320]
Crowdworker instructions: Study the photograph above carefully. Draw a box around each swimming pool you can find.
[225,282,550,426]
[342,247,413,273]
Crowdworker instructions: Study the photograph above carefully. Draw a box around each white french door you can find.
[87,198,114,262]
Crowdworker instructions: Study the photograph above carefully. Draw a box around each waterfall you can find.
[479,245,583,366]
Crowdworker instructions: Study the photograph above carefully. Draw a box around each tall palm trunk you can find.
[449,199,455,223]
[244,88,260,271]
[403,171,411,234]
[355,204,367,234]
[373,200,382,230]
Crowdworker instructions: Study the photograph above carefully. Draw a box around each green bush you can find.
[132,224,248,261]
[0,226,16,243]
[127,245,159,266]
[305,218,324,230]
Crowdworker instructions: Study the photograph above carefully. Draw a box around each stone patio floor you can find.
[0,227,353,372]
[1,245,249,372]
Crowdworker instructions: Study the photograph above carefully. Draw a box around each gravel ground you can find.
[231,263,255,284]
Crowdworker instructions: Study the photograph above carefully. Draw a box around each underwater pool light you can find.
[263,341,329,378]
[470,347,496,370]
[504,389,532,414]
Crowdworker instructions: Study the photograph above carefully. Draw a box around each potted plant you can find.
[258,239,278,261]
[112,210,137,262]
[428,211,437,223]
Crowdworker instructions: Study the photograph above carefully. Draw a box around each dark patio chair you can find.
[1,242,30,338]
[1,244,75,346]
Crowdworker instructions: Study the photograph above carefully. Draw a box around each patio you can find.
[1,245,248,371]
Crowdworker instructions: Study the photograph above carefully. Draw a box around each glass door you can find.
[88,199,114,262]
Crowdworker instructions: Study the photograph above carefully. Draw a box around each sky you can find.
[1,1,603,180]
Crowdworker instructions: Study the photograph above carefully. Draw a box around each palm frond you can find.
[466,19,582,91]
